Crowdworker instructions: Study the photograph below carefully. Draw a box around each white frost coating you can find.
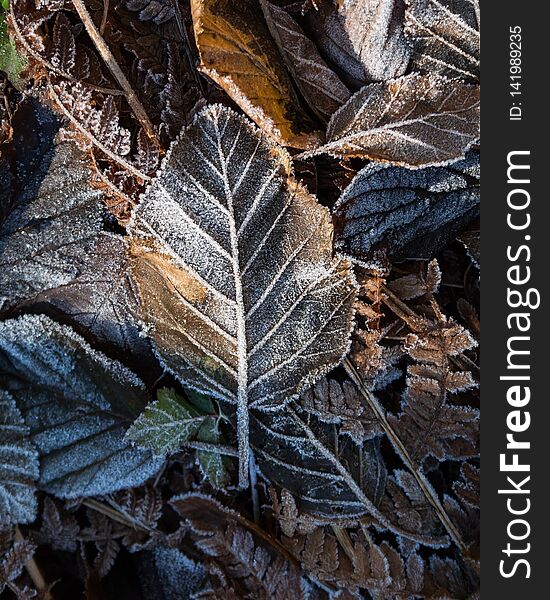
[333,151,479,262]
[405,0,480,83]
[304,0,411,86]
[0,315,163,498]
[0,390,39,526]
[304,73,479,167]
[0,139,104,311]
[129,104,357,488]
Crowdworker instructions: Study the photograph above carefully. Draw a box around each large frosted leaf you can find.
[333,152,479,262]
[405,0,480,83]
[190,0,321,149]
[308,73,479,166]
[129,104,357,486]
[303,0,411,87]
[0,390,39,526]
[260,1,351,120]
[0,314,163,498]
[0,99,104,311]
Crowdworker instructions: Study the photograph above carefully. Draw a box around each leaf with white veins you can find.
[307,73,479,166]
[405,0,480,83]
[260,0,351,120]
[128,104,357,488]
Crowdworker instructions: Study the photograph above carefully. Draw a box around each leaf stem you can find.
[343,357,466,552]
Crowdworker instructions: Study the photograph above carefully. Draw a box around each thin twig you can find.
[249,450,261,524]
[82,498,153,533]
[14,527,52,599]
[331,526,356,563]
[100,0,110,35]
[343,357,466,552]
[71,0,159,144]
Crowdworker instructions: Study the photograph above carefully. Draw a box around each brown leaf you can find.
[405,0,480,83]
[260,1,351,120]
[310,73,479,166]
[190,0,322,148]
[303,0,411,87]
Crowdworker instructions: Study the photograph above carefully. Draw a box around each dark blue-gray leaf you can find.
[333,152,480,263]
[0,314,163,498]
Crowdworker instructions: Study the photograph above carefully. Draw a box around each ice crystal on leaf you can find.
[0,314,162,498]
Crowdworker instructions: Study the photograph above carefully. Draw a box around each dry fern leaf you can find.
[333,151,480,263]
[307,73,479,166]
[128,104,356,488]
[302,0,411,87]
[389,316,479,466]
[171,493,309,599]
[405,0,480,83]
[0,391,39,527]
[260,1,351,120]
[190,0,322,149]
[0,314,163,498]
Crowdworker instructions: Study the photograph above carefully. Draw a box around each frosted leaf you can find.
[129,104,356,487]
[136,546,206,600]
[190,0,322,149]
[194,418,230,489]
[126,388,209,455]
[405,0,480,83]
[0,314,163,498]
[0,98,104,312]
[303,0,411,87]
[333,152,479,263]
[251,406,387,521]
[0,390,39,526]
[307,73,479,166]
[260,1,351,120]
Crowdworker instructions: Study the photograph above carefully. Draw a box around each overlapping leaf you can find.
[308,73,479,166]
[128,104,357,486]
[333,151,480,262]
[0,314,162,498]
[260,1,351,120]
[190,0,321,149]
[0,390,39,526]
[303,0,411,87]
[405,0,480,83]
[0,98,103,312]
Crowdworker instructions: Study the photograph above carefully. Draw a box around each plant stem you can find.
[343,357,466,552]
[14,527,52,599]
[71,0,159,144]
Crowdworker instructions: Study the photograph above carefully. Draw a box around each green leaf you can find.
[196,419,230,489]
[0,314,163,498]
[0,390,39,526]
[0,7,26,88]
[126,388,210,455]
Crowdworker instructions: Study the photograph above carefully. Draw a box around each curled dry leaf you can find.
[303,0,411,87]
[333,151,480,263]
[0,390,39,527]
[308,73,480,166]
[405,0,480,83]
[0,314,162,498]
[260,0,351,120]
[190,0,322,149]
[128,104,356,487]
